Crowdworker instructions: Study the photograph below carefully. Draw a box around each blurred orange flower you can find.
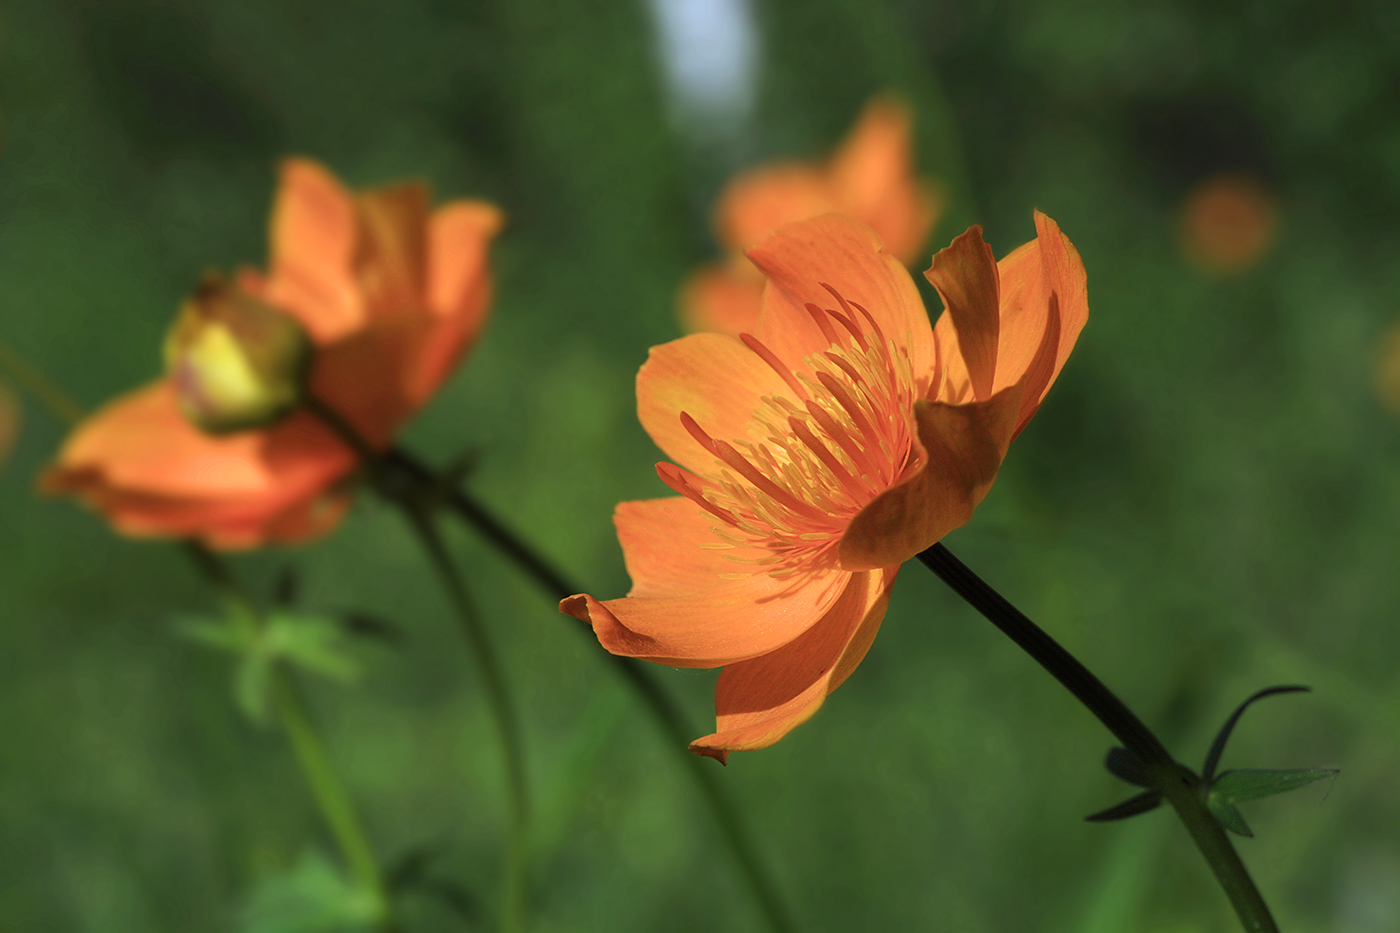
[44,159,502,548]
[0,383,19,473]
[1179,173,1278,274]
[680,95,943,336]
[563,212,1087,761]
[1374,320,1400,415]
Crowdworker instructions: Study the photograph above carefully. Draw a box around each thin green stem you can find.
[183,543,390,921]
[0,337,85,426]
[916,543,1276,933]
[401,509,530,933]
[380,447,799,933]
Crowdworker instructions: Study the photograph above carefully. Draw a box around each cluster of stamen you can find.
[660,285,918,577]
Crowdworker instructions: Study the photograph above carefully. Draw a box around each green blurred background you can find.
[2,0,1398,930]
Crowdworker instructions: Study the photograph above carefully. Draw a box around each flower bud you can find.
[163,275,312,434]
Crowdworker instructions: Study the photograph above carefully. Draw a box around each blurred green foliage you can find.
[2,0,1399,930]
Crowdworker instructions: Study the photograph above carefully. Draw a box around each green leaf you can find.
[1207,797,1255,838]
[264,612,363,683]
[1085,790,1162,823]
[1211,767,1338,804]
[1206,767,1338,838]
[172,614,253,654]
[238,852,381,933]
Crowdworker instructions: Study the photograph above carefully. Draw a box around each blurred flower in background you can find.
[43,159,502,549]
[1178,172,1279,274]
[680,95,944,336]
[0,383,19,474]
[565,211,1087,761]
[1373,319,1400,416]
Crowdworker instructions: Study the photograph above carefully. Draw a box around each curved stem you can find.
[401,508,530,933]
[381,446,799,933]
[183,543,390,920]
[916,543,1276,933]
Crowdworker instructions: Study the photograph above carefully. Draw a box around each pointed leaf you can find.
[264,612,363,683]
[1210,767,1339,804]
[1104,746,1153,787]
[1085,790,1162,823]
[1202,684,1310,781]
[1207,797,1254,837]
[173,614,254,654]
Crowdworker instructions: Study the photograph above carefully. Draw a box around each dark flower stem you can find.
[916,543,1277,933]
[375,444,799,933]
[401,508,530,933]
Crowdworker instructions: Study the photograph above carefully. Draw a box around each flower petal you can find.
[748,214,936,384]
[352,181,431,318]
[678,265,767,337]
[995,211,1088,432]
[715,164,833,251]
[689,566,898,762]
[410,200,504,406]
[828,95,941,265]
[637,332,794,475]
[616,497,772,599]
[42,382,354,548]
[265,159,363,341]
[838,389,1023,570]
[560,566,848,668]
[925,226,1000,402]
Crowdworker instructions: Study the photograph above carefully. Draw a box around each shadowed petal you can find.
[637,333,793,475]
[748,214,935,382]
[925,226,1000,401]
[839,388,1024,570]
[616,497,771,599]
[560,567,848,668]
[353,182,430,318]
[689,566,898,762]
[265,159,363,341]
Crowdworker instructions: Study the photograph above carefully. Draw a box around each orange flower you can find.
[680,95,942,336]
[1179,173,1278,274]
[43,159,502,548]
[563,212,1087,761]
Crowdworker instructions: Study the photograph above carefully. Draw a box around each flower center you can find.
[661,286,918,576]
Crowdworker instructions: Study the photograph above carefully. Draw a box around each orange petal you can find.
[47,382,347,497]
[925,226,1000,401]
[616,497,772,599]
[715,164,833,251]
[265,159,363,341]
[352,181,431,317]
[1010,211,1088,429]
[747,214,936,381]
[560,566,848,668]
[677,265,766,337]
[311,312,437,447]
[637,332,793,475]
[410,200,504,407]
[689,566,898,762]
[827,95,941,265]
[838,388,1023,570]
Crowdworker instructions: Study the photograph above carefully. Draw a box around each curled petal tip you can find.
[559,594,592,622]
[689,742,731,765]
